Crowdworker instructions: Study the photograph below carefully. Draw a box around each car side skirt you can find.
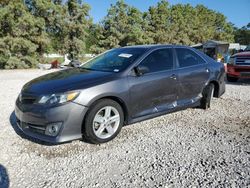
[127,100,200,125]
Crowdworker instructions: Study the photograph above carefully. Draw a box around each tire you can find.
[200,83,214,109]
[83,99,124,144]
[227,75,238,82]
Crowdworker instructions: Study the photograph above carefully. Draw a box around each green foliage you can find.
[25,0,91,59]
[0,54,8,69]
[0,0,90,69]
[5,56,29,69]
[0,1,46,68]
[144,0,171,44]
[25,0,67,54]
[90,0,235,52]
[22,56,39,68]
[62,0,90,60]
[89,0,149,53]
[235,23,250,45]
[101,0,130,48]
[0,0,240,69]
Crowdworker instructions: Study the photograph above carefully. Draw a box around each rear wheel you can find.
[83,99,124,144]
[227,75,238,82]
[200,83,214,109]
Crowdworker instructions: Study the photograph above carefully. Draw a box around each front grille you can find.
[240,72,250,77]
[17,118,46,135]
[28,125,45,134]
[235,68,250,72]
[236,57,250,66]
[236,63,250,66]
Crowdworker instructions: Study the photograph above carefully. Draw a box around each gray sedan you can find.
[15,45,225,144]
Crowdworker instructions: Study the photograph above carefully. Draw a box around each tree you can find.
[24,0,66,54]
[86,24,106,54]
[89,0,147,53]
[235,23,250,45]
[212,12,234,42]
[168,4,234,45]
[63,0,90,60]
[190,5,218,43]
[91,0,235,52]
[25,0,91,59]
[101,0,130,48]
[0,0,91,69]
[144,0,171,44]
[0,0,238,69]
[125,7,148,45]
[0,0,46,68]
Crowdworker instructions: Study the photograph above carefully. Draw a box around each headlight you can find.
[37,91,79,105]
[228,57,235,65]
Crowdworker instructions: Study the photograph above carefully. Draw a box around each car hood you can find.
[232,51,250,57]
[22,68,115,95]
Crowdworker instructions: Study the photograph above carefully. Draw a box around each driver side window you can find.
[139,48,174,73]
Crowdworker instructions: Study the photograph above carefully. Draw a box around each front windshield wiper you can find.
[80,67,114,72]
[79,67,96,71]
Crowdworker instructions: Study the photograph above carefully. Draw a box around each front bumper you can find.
[226,65,250,78]
[15,101,88,143]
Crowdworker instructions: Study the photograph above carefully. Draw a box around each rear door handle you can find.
[170,74,177,80]
[205,68,210,73]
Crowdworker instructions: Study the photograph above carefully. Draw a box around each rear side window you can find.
[139,48,173,73]
[176,48,206,68]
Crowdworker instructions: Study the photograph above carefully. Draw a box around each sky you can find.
[84,0,250,28]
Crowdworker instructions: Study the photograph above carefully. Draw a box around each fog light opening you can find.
[45,122,63,136]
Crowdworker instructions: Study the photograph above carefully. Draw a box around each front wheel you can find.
[200,83,214,109]
[83,99,124,144]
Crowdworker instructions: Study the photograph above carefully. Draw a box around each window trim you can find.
[174,47,208,70]
[131,47,176,75]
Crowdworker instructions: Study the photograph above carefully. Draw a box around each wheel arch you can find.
[209,80,220,98]
[98,96,129,124]
[81,96,129,134]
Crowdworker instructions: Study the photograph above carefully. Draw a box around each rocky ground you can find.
[0,69,249,188]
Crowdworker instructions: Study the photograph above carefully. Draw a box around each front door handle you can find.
[170,74,177,80]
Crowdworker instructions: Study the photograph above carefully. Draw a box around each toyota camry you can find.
[15,45,225,144]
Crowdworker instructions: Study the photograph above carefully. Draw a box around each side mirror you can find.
[134,65,149,76]
[68,60,81,68]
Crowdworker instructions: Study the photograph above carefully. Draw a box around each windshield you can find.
[81,48,147,72]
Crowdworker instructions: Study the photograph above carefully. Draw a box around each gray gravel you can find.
[0,69,249,188]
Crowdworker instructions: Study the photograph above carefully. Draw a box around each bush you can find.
[0,55,8,69]
[5,57,29,69]
[22,56,38,68]
[4,56,39,69]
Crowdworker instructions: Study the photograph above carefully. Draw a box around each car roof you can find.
[121,44,190,49]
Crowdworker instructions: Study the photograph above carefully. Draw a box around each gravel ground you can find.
[0,69,249,188]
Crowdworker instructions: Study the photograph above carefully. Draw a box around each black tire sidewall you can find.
[84,99,124,144]
[201,84,214,109]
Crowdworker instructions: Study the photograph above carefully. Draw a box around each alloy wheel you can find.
[92,106,120,139]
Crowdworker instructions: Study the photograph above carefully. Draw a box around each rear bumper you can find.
[15,101,88,143]
[226,65,250,78]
